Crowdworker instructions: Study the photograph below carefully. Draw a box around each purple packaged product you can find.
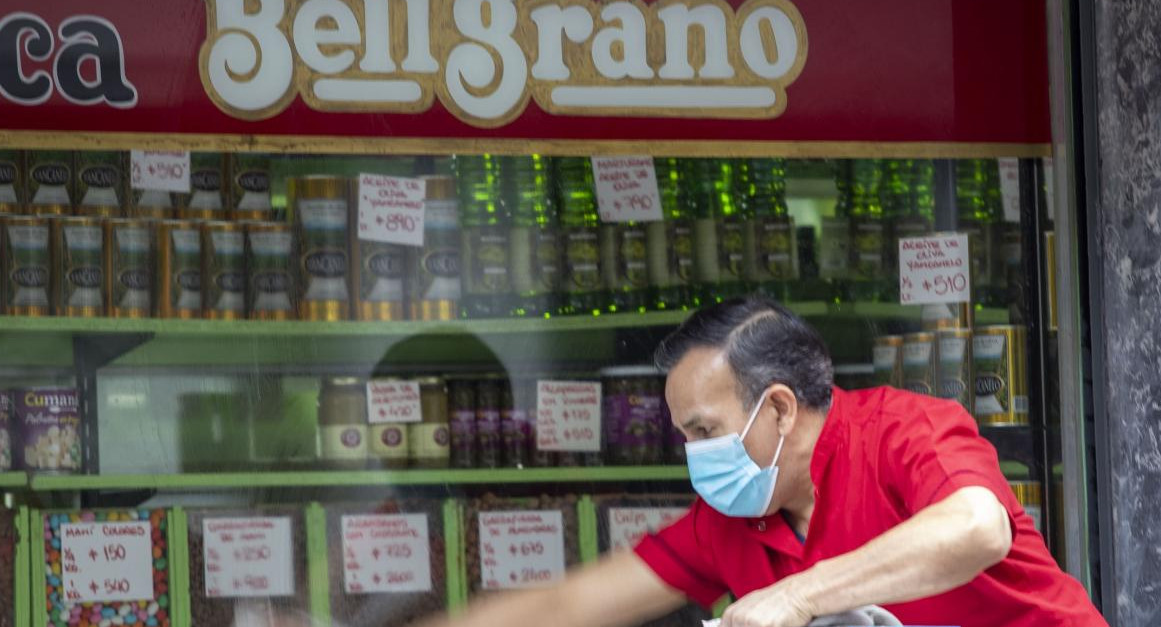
[500,381,530,468]
[662,395,685,464]
[475,377,502,469]
[0,393,10,472]
[449,379,477,469]
[14,387,81,472]
[601,367,664,466]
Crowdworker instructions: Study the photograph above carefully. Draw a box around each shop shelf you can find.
[0,472,26,488]
[0,302,1008,368]
[29,466,691,492]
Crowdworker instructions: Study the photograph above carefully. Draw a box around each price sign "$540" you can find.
[898,234,971,306]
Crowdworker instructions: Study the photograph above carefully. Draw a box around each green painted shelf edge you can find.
[0,311,692,338]
[30,467,691,491]
[0,472,26,488]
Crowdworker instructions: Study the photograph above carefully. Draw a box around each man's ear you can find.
[765,384,799,436]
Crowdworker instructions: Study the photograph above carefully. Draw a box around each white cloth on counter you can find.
[703,605,902,627]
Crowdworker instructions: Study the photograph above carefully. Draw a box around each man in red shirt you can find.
[425,298,1107,627]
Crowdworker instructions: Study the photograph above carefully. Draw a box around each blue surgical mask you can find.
[684,394,785,518]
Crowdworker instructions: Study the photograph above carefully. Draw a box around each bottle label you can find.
[409,423,451,462]
[672,222,694,284]
[902,340,934,395]
[564,227,601,293]
[818,218,851,280]
[61,224,104,310]
[321,425,368,461]
[170,228,203,311]
[233,157,273,214]
[534,228,561,292]
[359,240,407,304]
[717,218,747,281]
[30,157,72,206]
[248,230,294,313]
[619,225,649,288]
[693,218,720,283]
[6,224,50,309]
[756,216,797,280]
[852,219,884,278]
[299,199,350,303]
[464,226,510,295]
[450,412,476,464]
[416,203,461,302]
[937,335,971,410]
[112,226,153,312]
[872,345,901,386]
[78,155,124,209]
[207,229,246,313]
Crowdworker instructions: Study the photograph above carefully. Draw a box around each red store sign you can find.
[0,0,1050,153]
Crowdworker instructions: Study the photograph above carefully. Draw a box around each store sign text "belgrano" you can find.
[200,0,807,127]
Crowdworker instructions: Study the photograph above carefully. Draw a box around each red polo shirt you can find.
[635,386,1105,627]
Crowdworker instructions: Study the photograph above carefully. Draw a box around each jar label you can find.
[321,425,368,460]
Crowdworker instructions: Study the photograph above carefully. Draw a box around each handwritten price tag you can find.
[998,158,1021,222]
[536,381,601,452]
[357,174,426,247]
[478,511,566,591]
[61,521,155,603]
[130,150,190,193]
[366,380,422,425]
[591,156,664,223]
[607,508,687,551]
[342,514,432,595]
[203,517,295,599]
[898,234,971,306]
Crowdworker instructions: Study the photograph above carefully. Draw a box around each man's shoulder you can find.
[838,386,973,430]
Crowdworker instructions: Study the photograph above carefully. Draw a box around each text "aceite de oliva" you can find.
[200,0,808,127]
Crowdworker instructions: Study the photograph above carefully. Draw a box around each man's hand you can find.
[720,576,816,627]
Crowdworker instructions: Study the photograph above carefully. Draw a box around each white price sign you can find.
[366,380,422,424]
[130,150,190,193]
[478,511,566,591]
[607,508,687,551]
[342,514,432,594]
[203,517,295,599]
[898,234,971,305]
[536,381,601,452]
[591,156,663,223]
[998,158,1021,222]
[61,521,155,603]
[357,174,426,247]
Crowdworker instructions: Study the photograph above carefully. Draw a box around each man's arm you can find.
[418,550,688,627]
[722,486,1013,627]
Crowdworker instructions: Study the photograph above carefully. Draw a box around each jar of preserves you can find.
[410,377,450,469]
[318,377,368,468]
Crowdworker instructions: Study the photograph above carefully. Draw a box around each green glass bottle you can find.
[601,161,650,314]
[685,158,746,305]
[956,159,1000,306]
[849,159,885,301]
[885,160,935,300]
[506,155,560,317]
[648,157,693,310]
[818,160,853,293]
[555,157,606,316]
[737,158,794,301]
[455,154,513,318]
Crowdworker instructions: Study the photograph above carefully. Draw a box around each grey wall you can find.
[1093,1,1161,624]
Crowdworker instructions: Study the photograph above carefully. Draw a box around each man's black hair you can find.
[654,296,834,410]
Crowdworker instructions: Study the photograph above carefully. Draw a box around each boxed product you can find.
[186,507,309,627]
[463,494,580,598]
[39,509,172,627]
[325,499,447,627]
[594,495,710,627]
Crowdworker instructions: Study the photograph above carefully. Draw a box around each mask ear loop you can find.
[739,393,766,441]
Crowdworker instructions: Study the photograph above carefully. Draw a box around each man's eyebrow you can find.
[681,415,704,431]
